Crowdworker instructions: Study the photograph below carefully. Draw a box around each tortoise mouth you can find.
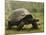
[33,19,39,22]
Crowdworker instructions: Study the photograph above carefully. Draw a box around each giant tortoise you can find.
[8,8,39,31]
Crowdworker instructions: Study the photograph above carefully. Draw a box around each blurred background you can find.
[5,0,44,35]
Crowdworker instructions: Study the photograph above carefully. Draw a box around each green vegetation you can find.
[5,1,44,35]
